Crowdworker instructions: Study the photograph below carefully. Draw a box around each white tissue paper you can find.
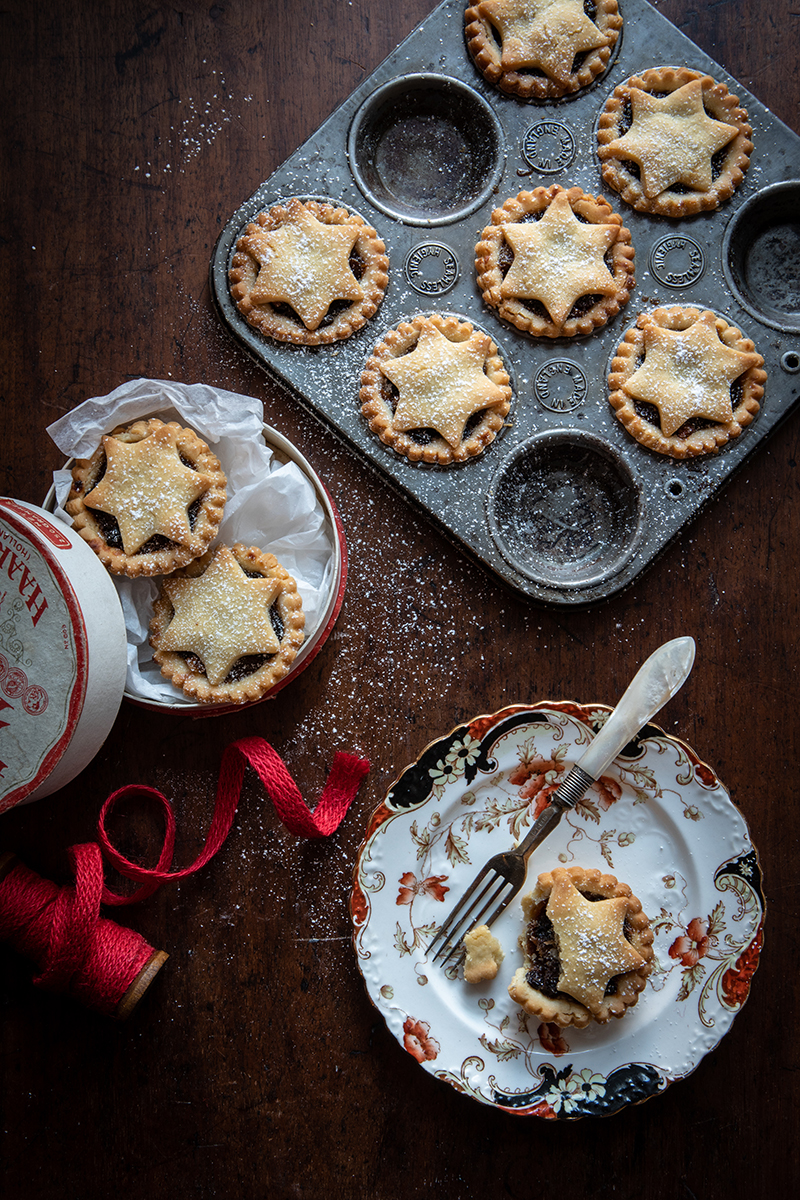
[47,378,336,706]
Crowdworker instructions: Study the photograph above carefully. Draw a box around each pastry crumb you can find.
[463,924,504,983]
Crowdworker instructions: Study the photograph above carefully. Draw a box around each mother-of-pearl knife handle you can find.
[571,636,696,788]
[514,638,695,860]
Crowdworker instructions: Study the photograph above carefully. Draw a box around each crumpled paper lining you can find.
[46,379,336,707]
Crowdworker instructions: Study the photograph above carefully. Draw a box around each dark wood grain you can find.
[1,2,798,1197]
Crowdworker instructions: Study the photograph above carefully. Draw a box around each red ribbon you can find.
[0,737,369,1014]
[97,736,370,903]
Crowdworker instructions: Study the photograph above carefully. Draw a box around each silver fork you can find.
[426,636,697,969]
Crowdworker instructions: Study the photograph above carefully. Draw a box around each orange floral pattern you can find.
[669,917,711,967]
[403,1017,440,1063]
[396,872,449,906]
[509,756,564,816]
[538,1022,569,1057]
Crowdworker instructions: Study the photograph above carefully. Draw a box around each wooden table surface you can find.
[2,2,798,1196]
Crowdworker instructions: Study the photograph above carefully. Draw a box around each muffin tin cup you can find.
[210,0,800,607]
[486,430,644,590]
[347,73,506,226]
[722,180,800,333]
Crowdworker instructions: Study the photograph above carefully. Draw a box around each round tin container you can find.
[130,424,347,715]
[45,424,347,717]
[0,497,128,812]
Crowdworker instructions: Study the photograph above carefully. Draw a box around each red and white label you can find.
[0,504,86,810]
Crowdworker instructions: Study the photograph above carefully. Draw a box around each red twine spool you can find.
[0,847,161,1019]
[0,737,369,1018]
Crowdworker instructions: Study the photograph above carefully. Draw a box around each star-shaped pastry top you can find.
[546,872,645,1013]
[500,189,619,325]
[478,0,606,85]
[159,545,281,686]
[86,424,212,555]
[623,310,761,437]
[603,79,739,197]
[239,203,364,330]
[379,324,508,448]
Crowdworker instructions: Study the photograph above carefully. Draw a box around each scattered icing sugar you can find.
[132,68,251,178]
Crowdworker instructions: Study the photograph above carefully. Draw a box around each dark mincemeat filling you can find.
[84,450,202,554]
[182,649,273,684]
[524,894,634,1001]
[634,398,719,440]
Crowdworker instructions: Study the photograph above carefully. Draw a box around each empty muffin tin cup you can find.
[723,181,800,333]
[347,74,505,226]
[487,431,644,590]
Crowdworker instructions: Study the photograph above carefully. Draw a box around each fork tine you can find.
[429,870,513,964]
[432,874,517,967]
[436,878,510,958]
[479,883,520,928]
[460,875,517,936]
[426,866,497,960]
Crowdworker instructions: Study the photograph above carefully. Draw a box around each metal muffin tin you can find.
[210,0,800,606]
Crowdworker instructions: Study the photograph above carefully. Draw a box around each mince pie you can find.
[359,313,512,465]
[67,419,227,577]
[609,306,766,458]
[465,0,622,100]
[149,543,305,704]
[228,198,389,345]
[475,185,635,339]
[508,866,654,1027]
[597,67,752,217]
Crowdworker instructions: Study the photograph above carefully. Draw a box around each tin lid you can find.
[0,498,128,811]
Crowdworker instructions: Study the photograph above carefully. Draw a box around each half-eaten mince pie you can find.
[149,543,305,705]
[228,198,389,345]
[359,313,512,465]
[66,419,227,577]
[597,66,752,217]
[464,0,622,100]
[475,185,635,339]
[508,866,654,1028]
[609,306,766,459]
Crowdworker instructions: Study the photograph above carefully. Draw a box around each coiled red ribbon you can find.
[0,737,369,1017]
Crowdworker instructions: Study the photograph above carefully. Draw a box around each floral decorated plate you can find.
[350,703,764,1118]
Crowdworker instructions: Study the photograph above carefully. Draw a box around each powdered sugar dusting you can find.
[132,67,251,178]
